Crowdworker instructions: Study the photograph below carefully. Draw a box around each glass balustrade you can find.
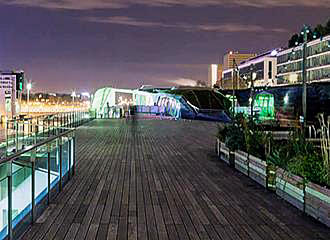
[3,111,91,158]
[0,129,76,240]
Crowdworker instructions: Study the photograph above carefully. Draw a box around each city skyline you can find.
[0,0,329,92]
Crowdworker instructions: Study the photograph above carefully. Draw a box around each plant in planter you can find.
[318,114,330,186]
[244,119,272,160]
[243,119,273,187]
[286,131,327,185]
[217,113,246,166]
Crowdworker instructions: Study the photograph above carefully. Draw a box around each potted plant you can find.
[216,114,246,167]
[244,120,272,188]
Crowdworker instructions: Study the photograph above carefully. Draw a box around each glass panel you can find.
[49,141,60,189]
[12,157,32,231]
[61,138,70,177]
[70,139,74,168]
[35,146,48,205]
[0,163,8,239]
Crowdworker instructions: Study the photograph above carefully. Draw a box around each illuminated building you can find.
[207,64,220,88]
[90,87,134,118]
[0,72,18,121]
[91,86,232,122]
[222,50,278,90]
[276,35,330,85]
[223,51,256,70]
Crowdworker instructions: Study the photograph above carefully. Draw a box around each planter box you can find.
[234,151,249,176]
[216,139,220,156]
[266,164,277,191]
[219,141,229,163]
[218,141,234,167]
[276,168,305,211]
[249,154,267,188]
[305,182,330,227]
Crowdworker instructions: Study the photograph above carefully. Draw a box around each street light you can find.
[232,58,239,117]
[71,91,76,103]
[249,64,256,120]
[300,24,310,129]
[27,82,32,116]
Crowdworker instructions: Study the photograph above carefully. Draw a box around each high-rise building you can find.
[223,51,257,70]
[207,64,219,88]
[216,64,223,88]
[276,35,330,86]
[221,50,278,90]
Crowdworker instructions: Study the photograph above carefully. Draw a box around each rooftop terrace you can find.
[21,119,330,240]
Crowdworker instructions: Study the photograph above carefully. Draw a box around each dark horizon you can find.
[0,0,329,93]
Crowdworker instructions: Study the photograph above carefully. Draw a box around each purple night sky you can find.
[0,0,329,93]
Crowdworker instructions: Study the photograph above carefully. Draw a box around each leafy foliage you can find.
[288,19,330,47]
[267,131,328,186]
[244,119,272,160]
[217,113,246,152]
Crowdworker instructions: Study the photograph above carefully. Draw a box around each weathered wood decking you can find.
[22,119,330,240]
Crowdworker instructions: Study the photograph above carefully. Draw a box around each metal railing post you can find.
[31,150,36,223]
[68,139,71,180]
[53,116,55,136]
[47,144,51,205]
[8,162,12,240]
[59,138,63,192]
[72,135,76,176]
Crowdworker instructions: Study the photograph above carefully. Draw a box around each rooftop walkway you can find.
[21,119,330,240]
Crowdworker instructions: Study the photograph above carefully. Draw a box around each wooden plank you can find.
[18,119,330,240]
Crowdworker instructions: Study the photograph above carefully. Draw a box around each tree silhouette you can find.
[288,18,330,47]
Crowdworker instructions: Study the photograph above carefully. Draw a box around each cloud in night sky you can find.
[2,0,330,10]
[87,16,287,33]
[0,0,329,91]
[167,78,201,87]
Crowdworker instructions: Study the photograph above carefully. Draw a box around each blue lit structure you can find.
[91,86,232,122]
[135,87,232,122]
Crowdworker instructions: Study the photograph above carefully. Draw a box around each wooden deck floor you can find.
[22,119,330,240]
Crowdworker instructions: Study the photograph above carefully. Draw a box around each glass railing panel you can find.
[12,157,32,237]
[70,138,74,169]
[0,163,9,239]
[34,145,49,217]
[61,138,70,178]
[49,141,60,191]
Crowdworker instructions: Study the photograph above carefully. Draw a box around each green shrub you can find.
[268,131,328,186]
[217,113,246,152]
[244,119,272,160]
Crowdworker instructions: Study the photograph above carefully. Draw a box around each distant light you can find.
[252,72,257,80]
[81,92,90,98]
[270,50,278,56]
[284,94,289,104]
[295,41,299,46]
[229,51,233,55]
[301,31,304,35]
[71,91,76,97]
[27,83,32,90]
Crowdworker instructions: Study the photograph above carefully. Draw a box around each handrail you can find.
[0,127,77,240]
[0,128,75,165]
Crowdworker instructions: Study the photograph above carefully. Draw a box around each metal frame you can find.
[1,129,76,240]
